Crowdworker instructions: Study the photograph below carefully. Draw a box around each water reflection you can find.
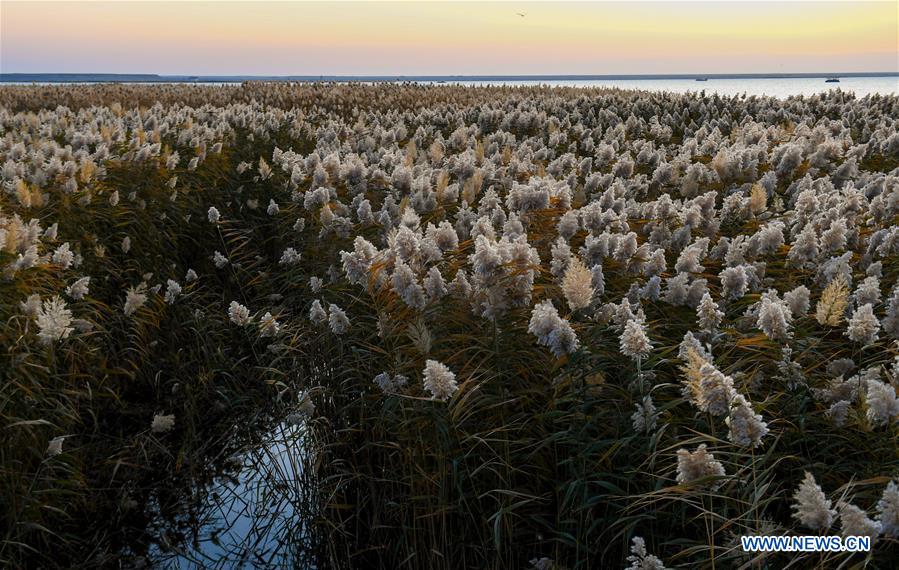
[149,420,316,569]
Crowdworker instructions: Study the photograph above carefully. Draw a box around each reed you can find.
[0,83,898,568]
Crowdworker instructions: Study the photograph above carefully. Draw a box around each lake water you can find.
[4,76,897,99]
[146,419,317,569]
[427,76,898,98]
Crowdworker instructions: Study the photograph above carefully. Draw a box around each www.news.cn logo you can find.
[741,535,871,552]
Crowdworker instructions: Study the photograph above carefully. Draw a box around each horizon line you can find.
[2,71,898,83]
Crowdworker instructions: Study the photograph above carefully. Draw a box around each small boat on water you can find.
[825,77,840,83]
[695,78,708,82]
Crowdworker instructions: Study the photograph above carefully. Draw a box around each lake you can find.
[430,76,898,98]
[3,75,897,99]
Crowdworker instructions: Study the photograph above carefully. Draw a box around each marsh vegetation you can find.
[2,83,899,568]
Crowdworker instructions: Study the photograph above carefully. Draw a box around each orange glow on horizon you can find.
[1,1,896,75]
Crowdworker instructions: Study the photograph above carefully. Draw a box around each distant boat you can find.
[695,78,708,82]
[825,77,840,83]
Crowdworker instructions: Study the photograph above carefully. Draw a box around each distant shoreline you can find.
[2,72,898,84]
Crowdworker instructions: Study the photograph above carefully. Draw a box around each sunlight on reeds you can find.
[0,82,898,568]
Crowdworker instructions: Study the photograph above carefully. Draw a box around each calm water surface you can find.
[7,76,898,98]
[148,420,316,569]
[433,76,898,98]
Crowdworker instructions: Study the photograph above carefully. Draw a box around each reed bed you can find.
[1,83,898,568]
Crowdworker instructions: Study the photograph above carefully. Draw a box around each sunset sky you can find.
[1,1,896,75]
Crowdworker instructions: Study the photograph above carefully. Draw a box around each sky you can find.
[1,1,896,76]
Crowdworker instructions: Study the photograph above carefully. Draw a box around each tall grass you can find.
[1,83,898,568]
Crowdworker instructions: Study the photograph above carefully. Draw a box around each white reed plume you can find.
[620,318,652,361]
[279,247,301,265]
[675,444,726,490]
[46,436,65,457]
[258,312,281,337]
[792,472,836,530]
[213,251,229,268]
[374,372,408,394]
[877,480,899,537]
[228,301,251,326]
[123,284,148,317]
[527,300,580,357]
[837,501,881,539]
[865,378,899,427]
[625,536,669,570]
[696,291,723,333]
[328,304,350,335]
[631,395,658,434]
[309,300,327,324]
[725,394,768,447]
[846,303,880,345]
[66,276,90,300]
[35,295,74,345]
[756,290,792,342]
[561,256,594,311]
[151,413,176,433]
[164,280,181,304]
[697,362,736,416]
[422,359,458,402]
[52,242,74,269]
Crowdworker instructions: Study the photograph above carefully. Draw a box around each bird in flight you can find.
[516,12,526,17]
